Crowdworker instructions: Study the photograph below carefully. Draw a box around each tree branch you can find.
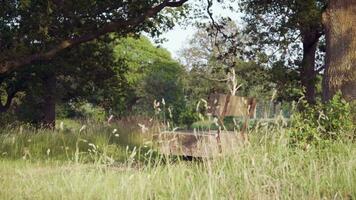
[0,0,189,75]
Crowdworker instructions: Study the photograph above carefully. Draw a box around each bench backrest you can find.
[208,94,257,118]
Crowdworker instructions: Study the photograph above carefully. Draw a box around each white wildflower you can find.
[46,149,51,156]
[196,100,201,112]
[201,98,208,109]
[213,117,219,126]
[59,121,64,131]
[88,143,96,149]
[153,100,160,108]
[233,118,238,126]
[162,98,165,106]
[138,123,149,133]
[115,134,119,137]
[79,125,86,133]
[107,115,114,124]
[168,107,173,119]
[112,129,118,134]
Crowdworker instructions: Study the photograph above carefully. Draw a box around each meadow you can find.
[0,118,355,200]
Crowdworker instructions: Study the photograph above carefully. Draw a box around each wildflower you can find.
[107,115,114,124]
[80,139,88,143]
[112,128,118,134]
[233,118,237,126]
[271,89,277,101]
[196,100,201,112]
[23,148,30,160]
[138,123,149,133]
[88,143,96,149]
[162,98,165,106]
[115,134,119,137]
[153,100,160,109]
[46,149,51,156]
[213,117,219,126]
[59,121,64,131]
[79,125,86,133]
[168,107,173,119]
[201,99,208,109]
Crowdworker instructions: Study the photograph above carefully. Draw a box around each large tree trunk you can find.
[322,0,356,101]
[42,71,56,128]
[301,30,320,104]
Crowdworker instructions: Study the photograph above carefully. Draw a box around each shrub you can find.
[178,108,200,129]
[289,92,355,147]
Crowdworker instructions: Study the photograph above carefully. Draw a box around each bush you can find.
[178,108,200,129]
[289,93,355,147]
[56,103,106,121]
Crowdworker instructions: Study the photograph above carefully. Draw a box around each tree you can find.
[141,61,186,122]
[240,0,327,104]
[113,36,184,115]
[0,0,189,74]
[180,25,273,101]
[0,0,189,127]
[1,38,126,126]
[322,0,356,101]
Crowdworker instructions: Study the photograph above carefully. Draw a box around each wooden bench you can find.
[154,94,257,157]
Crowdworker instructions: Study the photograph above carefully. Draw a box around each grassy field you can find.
[0,120,355,199]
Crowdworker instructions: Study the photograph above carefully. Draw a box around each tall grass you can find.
[0,118,355,199]
[0,119,145,162]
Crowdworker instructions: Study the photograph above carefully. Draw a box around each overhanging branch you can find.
[0,0,189,75]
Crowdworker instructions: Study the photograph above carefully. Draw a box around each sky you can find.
[150,1,243,59]
[159,25,195,59]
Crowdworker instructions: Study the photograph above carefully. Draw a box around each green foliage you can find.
[1,38,125,124]
[180,26,274,103]
[235,61,273,98]
[352,101,356,124]
[113,36,186,118]
[0,1,189,124]
[289,93,355,147]
[270,61,302,102]
[56,103,106,121]
[178,108,200,129]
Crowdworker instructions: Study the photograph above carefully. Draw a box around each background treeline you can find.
[0,0,355,128]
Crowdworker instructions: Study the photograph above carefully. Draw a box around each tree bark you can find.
[322,0,356,101]
[42,71,56,128]
[300,30,320,104]
[0,90,16,113]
